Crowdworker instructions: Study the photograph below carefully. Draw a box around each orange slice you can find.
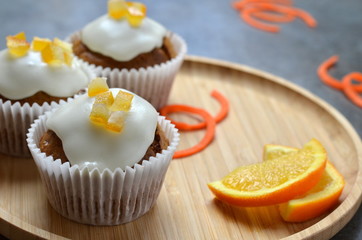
[264,144,345,222]
[208,139,327,207]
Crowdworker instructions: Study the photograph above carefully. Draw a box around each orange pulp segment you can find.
[264,144,345,222]
[208,139,327,207]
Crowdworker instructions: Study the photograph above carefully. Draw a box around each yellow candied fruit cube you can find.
[95,91,114,107]
[88,77,109,97]
[89,103,111,126]
[106,111,127,133]
[53,38,72,53]
[53,38,73,66]
[126,2,146,27]
[41,43,65,66]
[108,0,128,20]
[32,37,51,51]
[110,90,134,111]
[13,32,26,40]
[63,51,73,66]
[6,34,30,57]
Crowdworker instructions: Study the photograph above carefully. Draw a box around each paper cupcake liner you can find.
[69,32,187,110]
[0,58,95,158]
[27,110,179,225]
[0,100,64,157]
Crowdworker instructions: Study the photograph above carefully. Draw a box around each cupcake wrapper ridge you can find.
[27,109,179,225]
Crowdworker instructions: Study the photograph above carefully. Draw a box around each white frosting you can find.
[81,15,167,61]
[0,49,89,100]
[46,89,158,171]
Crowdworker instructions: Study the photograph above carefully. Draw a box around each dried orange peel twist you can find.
[108,0,146,27]
[88,77,134,133]
[232,0,317,33]
[318,55,362,108]
[160,90,229,158]
[6,32,73,66]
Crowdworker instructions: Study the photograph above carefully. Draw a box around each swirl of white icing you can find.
[0,49,89,100]
[46,88,158,171]
[81,15,167,61]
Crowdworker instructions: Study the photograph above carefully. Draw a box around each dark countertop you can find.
[0,0,361,239]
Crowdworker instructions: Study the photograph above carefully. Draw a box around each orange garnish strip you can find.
[160,90,229,158]
[342,72,362,108]
[160,90,229,131]
[232,0,317,33]
[251,9,295,23]
[318,56,362,108]
[162,105,216,159]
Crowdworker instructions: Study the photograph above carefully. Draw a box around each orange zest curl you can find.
[160,90,229,158]
[232,0,317,33]
[163,105,216,159]
[317,56,362,108]
[342,72,362,108]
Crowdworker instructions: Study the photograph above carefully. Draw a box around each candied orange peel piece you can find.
[95,91,115,107]
[107,0,146,27]
[106,111,127,132]
[32,37,51,51]
[108,0,129,19]
[88,78,134,133]
[90,103,111,126]
[6,32,30,57]
[41,43,65,66]
[110,90,134,111]
[126,2,147,27]
[88,78,109,97]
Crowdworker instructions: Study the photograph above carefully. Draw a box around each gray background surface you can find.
[0,0,361,239]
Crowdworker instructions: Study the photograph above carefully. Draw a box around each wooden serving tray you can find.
[0,56,361,240]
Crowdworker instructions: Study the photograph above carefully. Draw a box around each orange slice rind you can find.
[208,139,327,207]
[264,144,345,222]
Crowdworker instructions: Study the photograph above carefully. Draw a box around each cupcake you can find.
[27,78,179,225]
[0,32,93,157]
[69,0,187,110]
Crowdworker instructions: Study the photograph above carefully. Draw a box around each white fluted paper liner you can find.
[27,110,179,225]
[0,100,64,157]
[69,32,187,110]
[0,59,95,158]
